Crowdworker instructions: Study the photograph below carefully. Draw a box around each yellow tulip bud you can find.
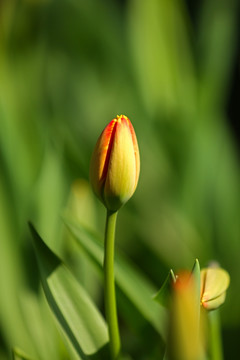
[89,115,140,212]
[200,267,230,310]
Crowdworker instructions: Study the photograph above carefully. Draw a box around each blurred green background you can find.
[0,0,239,359]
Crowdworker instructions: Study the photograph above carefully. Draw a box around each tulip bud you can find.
[200,267,230,310]
[89,115,140,212]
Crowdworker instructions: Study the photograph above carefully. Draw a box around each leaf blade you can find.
[12,348,33,360]
[153,269,176,307]
[29,223,109,359]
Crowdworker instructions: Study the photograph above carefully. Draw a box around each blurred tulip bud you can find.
[167,272,203,360]
[200,266,230,310]
[90,115,140,211]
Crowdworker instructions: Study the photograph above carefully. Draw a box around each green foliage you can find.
[29,223,109,360]
[12,348,33,360]
[64,217,167,338]
[0,0,239,358]
[154,270,176,307]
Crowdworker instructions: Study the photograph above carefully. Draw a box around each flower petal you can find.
[200,268,230,305]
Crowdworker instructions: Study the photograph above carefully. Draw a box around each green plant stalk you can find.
[104,210,120,359]
[208,310,223,360]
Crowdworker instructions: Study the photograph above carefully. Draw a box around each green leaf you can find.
[19,290,64,360]
[153,269,176,307]
[12,348,32,360]
[128,0,196,117]
[29,223,109,360]
[63,217,167,339]
[198,0,239,111]
[191,259,201,323]
[191,259,201,295]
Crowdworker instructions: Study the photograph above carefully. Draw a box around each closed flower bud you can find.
[90,115,140,212]
[200,267,230,310]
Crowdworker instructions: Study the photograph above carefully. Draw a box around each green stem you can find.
[104,210,120,359]
[208,310,223,360]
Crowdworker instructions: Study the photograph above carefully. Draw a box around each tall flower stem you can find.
[208,310,223,360]
[104,209,120,359]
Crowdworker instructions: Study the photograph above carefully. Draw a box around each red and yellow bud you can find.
[89,115,140,212]
[166,263,230,359]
